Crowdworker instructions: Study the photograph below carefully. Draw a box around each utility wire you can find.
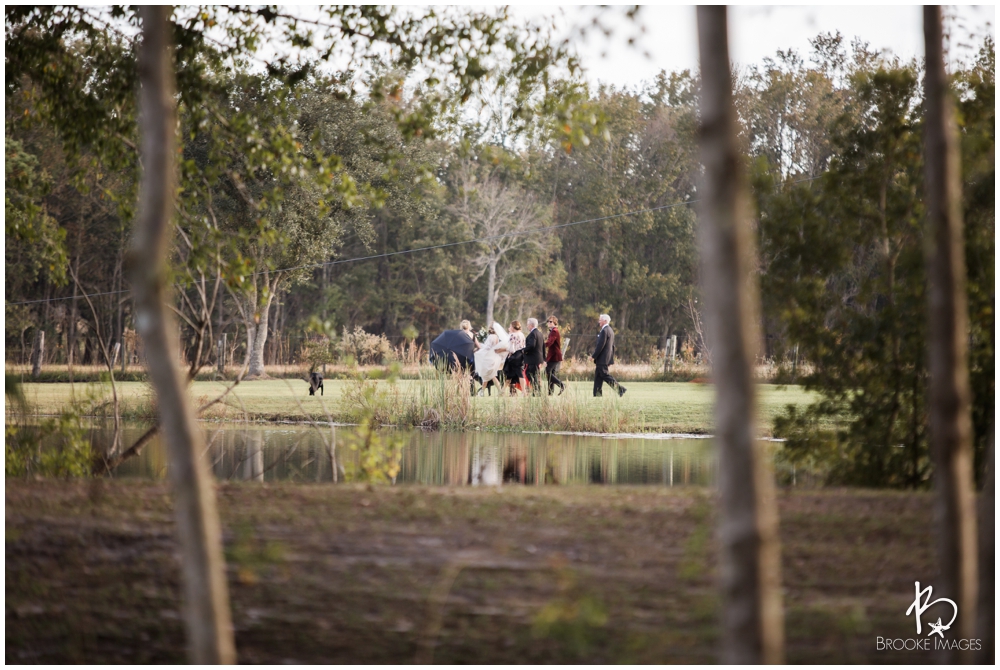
[5,174,823,308]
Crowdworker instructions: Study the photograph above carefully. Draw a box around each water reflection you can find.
[104,423,716,486]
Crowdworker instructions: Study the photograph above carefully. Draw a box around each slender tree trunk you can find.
[116,246,124,367]
[695,7,784,663]
[485,259,497,326]
[923,7,978,659]
[977,431,994,663]
[129,7,235,663]
[247,292,274,378]
[30,329,44,378]
[68,254,79,381]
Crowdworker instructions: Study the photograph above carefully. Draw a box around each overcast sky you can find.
[508,5,995,90]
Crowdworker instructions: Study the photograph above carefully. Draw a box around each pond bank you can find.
[21,379,819,435]
[7,480,937,663]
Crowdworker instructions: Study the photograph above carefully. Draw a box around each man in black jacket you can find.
[523,317,545,393]
[592,314,626,397]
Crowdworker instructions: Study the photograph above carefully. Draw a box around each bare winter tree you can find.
[922,6,978,659]
[695,6,784,664]
[451,160,553,325]
[129,6,235,663]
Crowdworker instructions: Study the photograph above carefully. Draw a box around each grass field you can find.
[21,379,818,434]
[6,480,943,663]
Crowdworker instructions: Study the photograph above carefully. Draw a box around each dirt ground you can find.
[6,480,945,663]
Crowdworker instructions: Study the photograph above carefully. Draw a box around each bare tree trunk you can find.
[977,431,994,663]
[695,6,784,664]
[247,294,274,377]
[30,329,44,378]
[485,259,497,326]
[923,7,978,659]
[235,282,277,379]
[68,254,79,382]
[129,7,235,663]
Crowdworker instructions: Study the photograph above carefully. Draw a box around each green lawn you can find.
[22,379,817,434]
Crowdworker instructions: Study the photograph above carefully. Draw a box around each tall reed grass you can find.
[340,368,644,433]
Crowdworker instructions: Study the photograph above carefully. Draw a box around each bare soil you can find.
[6,480,942,663]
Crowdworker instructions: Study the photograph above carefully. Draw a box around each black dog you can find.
[308,371,324,396]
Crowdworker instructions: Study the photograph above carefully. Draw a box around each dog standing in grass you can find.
[308,371,324,396]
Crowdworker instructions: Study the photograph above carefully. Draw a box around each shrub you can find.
[339,326,395,365]
[5,408,92,478]
[300,336,336,373]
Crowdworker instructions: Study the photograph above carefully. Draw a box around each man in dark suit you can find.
[523,317,545,393]
[592,313,626,397]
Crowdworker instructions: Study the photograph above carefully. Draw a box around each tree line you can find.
[5,5,993,663]
[7,22,993,488]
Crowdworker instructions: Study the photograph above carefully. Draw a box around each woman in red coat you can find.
[544,316,566,395]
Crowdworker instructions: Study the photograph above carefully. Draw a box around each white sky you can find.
[507,5,996,89]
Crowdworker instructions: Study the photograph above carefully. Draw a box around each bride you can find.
[474,322,509,395]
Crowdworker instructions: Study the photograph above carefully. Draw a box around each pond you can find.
[102,423,718,486]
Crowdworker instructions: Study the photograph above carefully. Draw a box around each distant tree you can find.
[767,61,930,487]
[4,136,68,290]
[450,156,555,326]
[534,79,700,358]
[953,37,996,485]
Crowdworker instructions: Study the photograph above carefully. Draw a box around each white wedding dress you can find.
[474,322,509,385]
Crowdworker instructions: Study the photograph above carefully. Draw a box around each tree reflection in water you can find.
[105,423,716,486]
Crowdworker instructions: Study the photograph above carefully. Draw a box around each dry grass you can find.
[7,359,812,384]
[5,479,944,664]
[21,377,819,435]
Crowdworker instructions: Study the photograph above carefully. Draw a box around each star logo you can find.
[927,617,950,638]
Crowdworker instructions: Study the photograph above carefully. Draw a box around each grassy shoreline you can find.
[6,358,807,385]
[20,378,819,435]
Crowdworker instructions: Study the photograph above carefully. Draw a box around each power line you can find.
[5,174,823,308]
[5,198,696,307]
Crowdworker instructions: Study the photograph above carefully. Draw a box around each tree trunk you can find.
[695,7,784,664]
[30,329,45,378]
[923,7,978,658]
[485,259,497,326]
[68,257,79,380]
[246,293,274,378]
[116,248,124,372]
[977,431,994,663]
[130,7,235,663]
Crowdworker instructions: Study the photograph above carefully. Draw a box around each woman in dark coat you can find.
[544,316,566,395]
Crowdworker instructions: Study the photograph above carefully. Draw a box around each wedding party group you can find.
[430,314,627,398]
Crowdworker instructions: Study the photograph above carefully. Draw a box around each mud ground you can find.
[6,480,942,663]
